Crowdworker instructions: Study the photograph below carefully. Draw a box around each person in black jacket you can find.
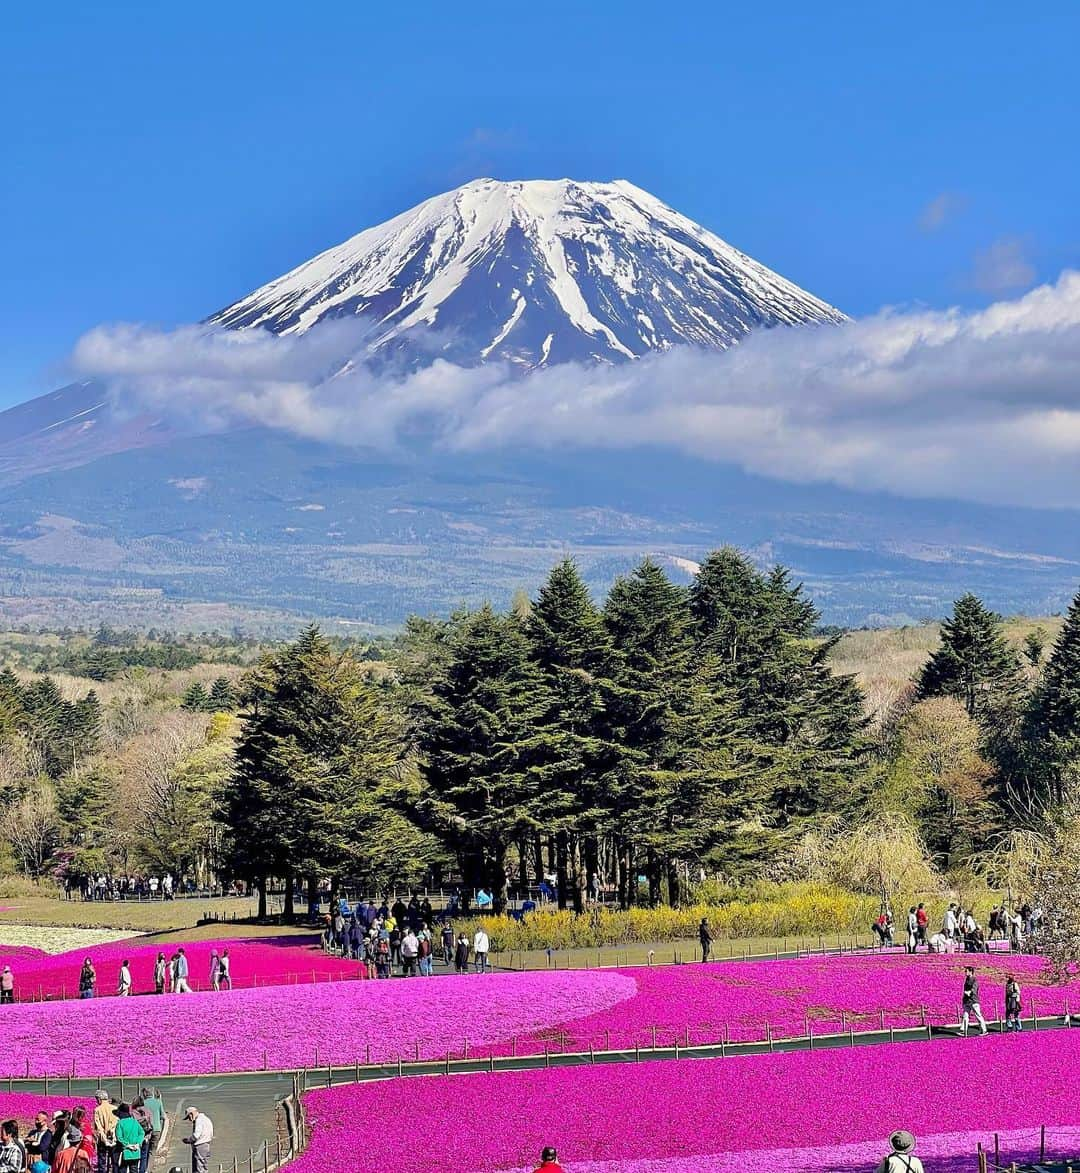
[699,918,712,963]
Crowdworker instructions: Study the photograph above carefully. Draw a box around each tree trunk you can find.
[555,831,569,911]
[666,858,680,908]
[257,876,267,919]
[516,838,529,898]
[647,850,661,907]
[571,835,586,914]
[533,832,545,897]
[626,843,637,908]
[306,873,318,916]
[283,867,295,920]
[585,836,599,904]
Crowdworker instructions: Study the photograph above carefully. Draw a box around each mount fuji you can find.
[0,178,1077,631]
[209,178,846,367]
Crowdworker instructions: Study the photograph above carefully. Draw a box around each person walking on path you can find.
[454,933,470,974]
[875,1131,924,1173]
[93,1090,117,1173]
[218,949,231,990]
[0,965,13,1003]
[209,951,220,992]
[400,929,419,976]
[182,1107,213,1173]
[441,921,455,966]
[1005,975,1023,1032]
[536,1146,565,1171]
[473,927,490,974]
[79,958,96,1000]
[699,918,712,963]
[943,904,958,943]
[961,966,988,1035]
[172,949,192,994]
[153,953,167,995]
[117,960,132,997]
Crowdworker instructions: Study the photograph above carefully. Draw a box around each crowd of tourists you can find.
[0,1088,167,1173]
[870,900,1042,954]
[323,895,493,977]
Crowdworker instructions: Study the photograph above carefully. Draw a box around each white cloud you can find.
[71,271,1080,510]
[971,236,1036,294]
[918,191,966,233]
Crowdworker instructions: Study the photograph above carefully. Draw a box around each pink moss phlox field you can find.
[0,936,365,1000]
[507,952,1080,1054]
[0,969,636,1077]
[0,1093,90,1128]
[288,1030,1080,1173]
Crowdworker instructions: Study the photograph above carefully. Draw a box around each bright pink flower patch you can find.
[0,969,636,1077]
[508,951,1080,1053]
[0,936,365,1001]
[289,1030,1080,1172]
[0,1092,90,1128]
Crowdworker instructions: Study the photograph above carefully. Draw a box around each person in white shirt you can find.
[182,1107,213,1173]
[473,928,490,974]
[218,948,231,991]
[875,1131,924,1173]
[117,959,132,996]
[943,904,957,940]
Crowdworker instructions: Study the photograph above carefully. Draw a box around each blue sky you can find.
[2,1,1079,410]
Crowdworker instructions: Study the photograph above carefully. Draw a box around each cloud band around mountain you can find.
[72,271,1080,510]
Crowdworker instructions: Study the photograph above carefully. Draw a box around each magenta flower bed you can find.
[0,969,636,1077]
[0,936,365,1001]
[289,1030,1080,1172]
[503,952,1080,1055]
[0,1092,90,1128]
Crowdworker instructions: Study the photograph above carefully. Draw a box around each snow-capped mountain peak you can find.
[210,177,846,366]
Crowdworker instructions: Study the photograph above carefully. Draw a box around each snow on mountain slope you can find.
[210,178,846,366]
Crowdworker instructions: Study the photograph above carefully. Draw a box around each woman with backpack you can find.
[1005,975,1023,1032]
[78,958,96,999]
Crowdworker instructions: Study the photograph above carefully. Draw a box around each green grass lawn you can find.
[0,894,260,933]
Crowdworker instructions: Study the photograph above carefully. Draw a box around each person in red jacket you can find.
[537,1146,564,1171]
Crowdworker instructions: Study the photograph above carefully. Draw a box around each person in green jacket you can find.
[139,1087,166,1162]
[114,1104,145,1169]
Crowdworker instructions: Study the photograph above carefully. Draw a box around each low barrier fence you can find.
[978,1126,1080,1173]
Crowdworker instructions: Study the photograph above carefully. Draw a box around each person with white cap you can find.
[875,1131,924,1173]
[182,1107,213,1173]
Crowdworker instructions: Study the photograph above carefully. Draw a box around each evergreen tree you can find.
[418,605,548,903]
[527,559,617,910]
[221,626,435,912]
[917,594,1022,719]
[181,681,209,712]
[1021,590,1080,811]
[207,676,235,711]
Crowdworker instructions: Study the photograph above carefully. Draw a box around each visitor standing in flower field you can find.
[699,918,711,962]
[916,903,928,945]
[875,1131,923,1173]
[961,966,988,1035]
[172,949,191,993]
[0,965,13,1003]
[536,1146,565,1171]
[153,952,167,994]
[473,927,490,973]
[182,1106,213,1173]
[1005,975,1023,1031]
[218,949,231,990]
[906,907,918,953]
[79,958,96,1000]
[117,960,132,997]
[209,950,220,991]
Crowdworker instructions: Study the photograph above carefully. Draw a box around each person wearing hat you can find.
[93,1089,118,1172]
[0,965,13,1004]
[875,1131,924,1173]
[182,1107,213,1173]
[536,1146,564,1171]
